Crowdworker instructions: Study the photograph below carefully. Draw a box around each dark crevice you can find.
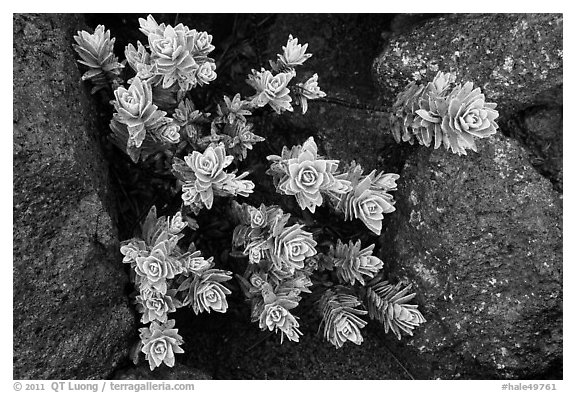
[501,104,563,193]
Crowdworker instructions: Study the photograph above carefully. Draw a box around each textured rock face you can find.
[380,133,562,379]
[373,14,563,118]
[13,14,135,379]
[508,106,563,192]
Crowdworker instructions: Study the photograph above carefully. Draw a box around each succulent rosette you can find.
[390,81,426,145]
[112,77,166,148]
[247,203,268,229]
[275,34,312,70]
[193,280,231,313]
[125,41,161,85]
[217,93,252,125]
[181,269,233,314]
[280,154,330,213]
[247,69,294,113]
[196,61,217,86]
[174,143,254,210]
[257,294,302,343]
[330,310,366,347]
[250,273,267,290]
[331,240,384,286]
[336,165,398,236]
[136,15,218,91]
[347,176,396,236]
[72,24,124,93]
[156,120,181,144]
[136,288,178,324]
[295,73,326,114]
[138,14,167,37]
[260,303,302,342]
[167,211,188,234]
[183,143,233,208]
[438,82,499,155]
[320,289,368,349]
[192,31,216,55]
[365,281,426,340]
[147,24,199,89]
[120,239,148,267]
[182,252,213,275]
[391,71,498,155]
[271,224,317,275]
[270,137,351,213]
[244,239,268,265]
[186,143,231,186]
[140,320,184,370]
[134,241,180,293]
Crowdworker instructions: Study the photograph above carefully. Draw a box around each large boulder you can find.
[379,133,562,378]
[13,14,136,379]
[373,14,563,117]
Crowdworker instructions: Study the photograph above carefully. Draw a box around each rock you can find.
[13,14,136,379]
[379,133,562,378]
[389,14,444,34]
[113,364,211,380]
[507,107,563,192]
[373,14,563,119]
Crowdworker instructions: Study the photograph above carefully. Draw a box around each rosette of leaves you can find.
[125,41,161,86]
[208,94,265,161]
[172,98,211,147]
[245,34,325,115]
[136,14,217,91]
[328,239,384,286]
[109,76,179,162]
[247,68,295,113]
[266,137,352,213]
[171,143,255,212]
[363,280,426,340]
[390,71,499,155]
[135,288,179,324]
[231,202,319,342]
[236,269,310,344]
[216,93,253,125]
[270,34,312,73]
[177,257,233,314]
[335,161,399,235]
[122,209,189,295]
[139,320,184,370]
[230,201,318,279]
[73,25,124,94]
[319,287,368,349]
[294,73,327,114]
[122,206,208,369]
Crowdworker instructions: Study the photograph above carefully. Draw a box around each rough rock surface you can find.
[373,14,563,118]
[507,107,563,192]
[379,133,562,379]
[13,14,136,379]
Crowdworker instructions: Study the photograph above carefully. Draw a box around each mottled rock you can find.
[113,364,211,380]
[373,14,563,118]
[379,133,562,378]
[507,107,563,192]
[13,14,135,379]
